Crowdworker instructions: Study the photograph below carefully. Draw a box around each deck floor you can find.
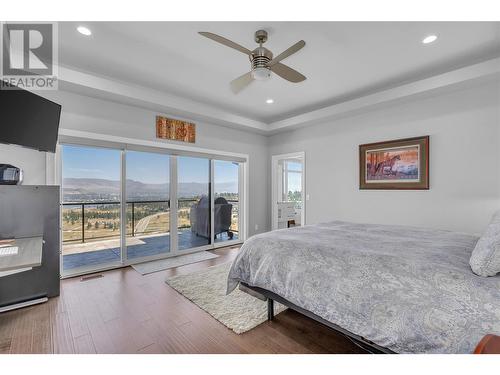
[63,229,238,271]
[0,246,364,354]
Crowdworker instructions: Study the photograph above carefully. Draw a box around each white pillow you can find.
[470,211,500,277]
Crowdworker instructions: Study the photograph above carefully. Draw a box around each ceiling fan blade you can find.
[230,71,254,94]
[198,32,252,55]
[267,40,305,67]
[270,63,306,83]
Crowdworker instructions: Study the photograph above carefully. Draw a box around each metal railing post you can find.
[132,202,135,237]
[81,203,85,243]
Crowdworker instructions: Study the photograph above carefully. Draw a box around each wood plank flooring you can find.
[0,246,364,354]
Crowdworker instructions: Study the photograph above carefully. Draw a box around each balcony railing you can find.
[61,198,239,244]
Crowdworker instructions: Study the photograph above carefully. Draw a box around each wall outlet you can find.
[254,224,259,231]
[306,194,310,201]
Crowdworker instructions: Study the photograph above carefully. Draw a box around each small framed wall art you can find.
[156,116,196,143]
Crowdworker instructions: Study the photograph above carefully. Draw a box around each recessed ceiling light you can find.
[77,26,92,36]
[266,98,274,104]
[422,35,437,44]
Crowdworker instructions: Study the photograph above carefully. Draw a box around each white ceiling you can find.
[58,22,500,123]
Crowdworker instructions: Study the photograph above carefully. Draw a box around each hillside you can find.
[63,178,237,201]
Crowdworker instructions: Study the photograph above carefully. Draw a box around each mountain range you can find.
[63,178,237,201]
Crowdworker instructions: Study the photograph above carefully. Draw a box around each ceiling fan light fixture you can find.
[252,67,271,81]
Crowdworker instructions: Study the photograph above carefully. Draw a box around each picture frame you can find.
[156,115,196,143]
[359,136,429,190]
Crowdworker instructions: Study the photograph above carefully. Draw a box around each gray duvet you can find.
[227,221,500,353]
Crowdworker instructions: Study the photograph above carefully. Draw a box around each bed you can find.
[227,221,500,354]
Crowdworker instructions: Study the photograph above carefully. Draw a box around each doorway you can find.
[271,152,305,230]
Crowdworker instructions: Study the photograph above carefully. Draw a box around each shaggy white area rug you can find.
[165,262,286,334]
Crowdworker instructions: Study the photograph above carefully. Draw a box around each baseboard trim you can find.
[0,296,48,313]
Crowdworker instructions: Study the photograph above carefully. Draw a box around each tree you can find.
[288,190,302,202]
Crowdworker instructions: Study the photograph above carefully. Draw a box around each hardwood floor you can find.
[0,246,364,354]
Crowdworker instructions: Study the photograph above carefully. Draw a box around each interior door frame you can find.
[271,151,306,231]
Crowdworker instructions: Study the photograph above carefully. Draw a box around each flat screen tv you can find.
[0,82,61,153]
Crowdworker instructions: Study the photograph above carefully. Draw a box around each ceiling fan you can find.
[198,30,306,94]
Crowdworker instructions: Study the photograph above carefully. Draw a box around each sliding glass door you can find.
[60,144,245,276]
[125,151,170,260]
[214,160,240,244]
[177,156,211,250]
[61,145,123,273]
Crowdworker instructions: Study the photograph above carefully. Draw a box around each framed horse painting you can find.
[359,136,429,190]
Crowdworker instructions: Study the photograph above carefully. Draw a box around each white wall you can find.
[0,144,48,185]
[0,90,270,236]
[3,80,498,237]
[269,80,500,235]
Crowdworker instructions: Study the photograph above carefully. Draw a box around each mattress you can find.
[227,221,500,353]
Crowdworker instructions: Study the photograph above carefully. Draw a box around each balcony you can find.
[62,198,239,271]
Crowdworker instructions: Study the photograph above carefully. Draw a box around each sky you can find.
[62,145,239,185]
[62,145,121,180]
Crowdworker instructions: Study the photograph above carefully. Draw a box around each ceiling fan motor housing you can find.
[250,46,272,80]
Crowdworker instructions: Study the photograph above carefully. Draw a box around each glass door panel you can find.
[214,160,240,244]
[285,160,303,225]
[276,158,303,229]
[125,151,170,260]
[177,156,210,250]
[61,145,122,273]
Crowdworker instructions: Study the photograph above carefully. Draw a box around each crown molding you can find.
[55,57,500,136]
[57,65,269,134]
[267,57,500,134]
